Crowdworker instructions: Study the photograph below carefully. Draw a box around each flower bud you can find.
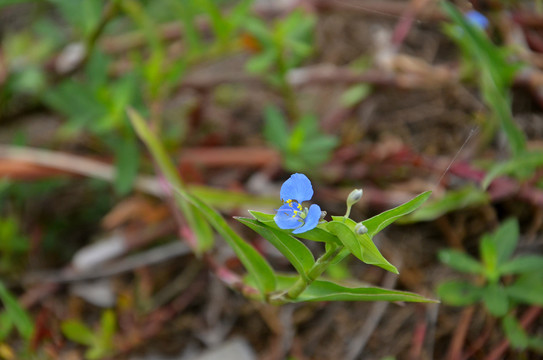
[347,189,363,207]
[355,223,368,235]
[344,189,363,218]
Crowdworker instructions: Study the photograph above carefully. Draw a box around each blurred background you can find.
[1,0,543,359]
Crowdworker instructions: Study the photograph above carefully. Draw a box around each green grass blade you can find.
[399,186,487,223]
[483,151,543,188]
[128,108,214,253]
[441,1,526,156]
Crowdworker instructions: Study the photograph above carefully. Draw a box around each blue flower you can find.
[465,10,489,30]
[274,173,321,234]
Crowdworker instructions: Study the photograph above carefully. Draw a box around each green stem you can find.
[344,205,352,220]
[271,243,344,304]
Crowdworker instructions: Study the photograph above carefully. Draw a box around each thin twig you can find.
[0,145,161,195]
[446,306,475,360]
[24,241,190,283]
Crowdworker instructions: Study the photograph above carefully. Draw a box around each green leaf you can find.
[437,280,482,306]
[263,106,289,151]
[0,313,13,341]
[189,207,215,253]
[85,50,109,91]
[245,48,277,74]
[326,220,398,274]
[502,314,528,350]
[506,273,543,306]
[48,0,102,38]
[482,74,525,157]
[482,283,509,317]
[480,234,498,280]
[483,151,543,188]
[498,255,543,275]
[295,226,340,243]
[94,310,115,358]
[61,320,95,346]
[399,186,488,223]
[169,0,204,55]
[492,218,519,265]
[43,80,106,128]
[128,108,212,255]
[438,249,484,274]
[276,275,437,303]
[364,191,432,235]
[244,17,272,43]
[0,281,34,340]
[298,134,338,167]
[176,189,276,295]
[340,84,372,108]
[113,137,140,195]
[248,210,339,243]
[229,0,253,29]
[280,114,338,170]
[199,0,229,44]
[248,211,276,222]
[237,217,315,276]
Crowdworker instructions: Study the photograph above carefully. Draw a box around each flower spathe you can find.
[275,173,321,234]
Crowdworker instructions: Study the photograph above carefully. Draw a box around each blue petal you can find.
[465,10,489,29]
[293,204,321,234]
[280,173,313,203]
[275,204,303,230]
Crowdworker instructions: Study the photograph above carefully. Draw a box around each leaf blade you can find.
[0,281,34,340]
[276,275,437,303]
[437,280,482,306]
[438,249,484,275]
[327,221,398,274]
[364,191,431,235]
[177,190,277,295]
[237,217,315,276]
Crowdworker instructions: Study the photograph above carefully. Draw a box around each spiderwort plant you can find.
[238,173,434,304]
